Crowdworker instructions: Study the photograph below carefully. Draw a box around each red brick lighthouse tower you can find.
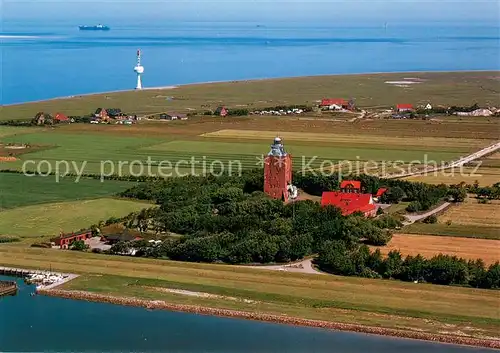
[264,137,293,201]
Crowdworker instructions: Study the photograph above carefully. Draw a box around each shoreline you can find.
[2,69,498,107]
[39,289,500,350]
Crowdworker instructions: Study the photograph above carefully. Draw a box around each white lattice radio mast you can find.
[134,49,144,90]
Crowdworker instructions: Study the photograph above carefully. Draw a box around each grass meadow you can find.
[0,198,150,238]
[0,173,136,209]
[0,244,498,339]
[1,112,496,176]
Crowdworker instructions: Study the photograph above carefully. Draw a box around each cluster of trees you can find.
[459,181,500,200]
[0,236,19,244]
[0,120,33,127]
[116,170,400,264]
[415,103,480,115]
[317,242,500,289]
[70,240,89,251]
[203,109,249,116]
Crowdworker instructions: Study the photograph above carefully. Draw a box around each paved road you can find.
[403,202,451,225]
[385,141,500,179]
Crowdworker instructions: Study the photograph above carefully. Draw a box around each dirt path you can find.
[241,258,325,275]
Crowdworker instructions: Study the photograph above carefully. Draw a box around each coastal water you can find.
[0,276,495,353]
[1,20,499,104]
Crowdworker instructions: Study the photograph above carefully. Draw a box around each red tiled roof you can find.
[321,99,347,106]
[340,180,361,190]
[321,192,376,216]
[54,113,69,121]
[376,188,388,197]
[396,104,414,110]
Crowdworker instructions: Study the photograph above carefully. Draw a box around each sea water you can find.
[0,20,499,104]
[0,276,495,353]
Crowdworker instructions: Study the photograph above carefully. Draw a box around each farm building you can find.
[51,230,93,249]
[374,188,388,202]
[396,104,414,112]
[104,230,142,244]
[215,106,228,117]
[54,113,70,123]
[320,98,350,110]
[340,180,362,193]
[33,112,48,125]
[320,192,377,217]
[160,112,187,120]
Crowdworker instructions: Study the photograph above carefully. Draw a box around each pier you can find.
[0,280,17,296]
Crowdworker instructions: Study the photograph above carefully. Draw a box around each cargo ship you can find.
[79,24,110,31]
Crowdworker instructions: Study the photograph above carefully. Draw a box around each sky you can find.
[2,0,500,23]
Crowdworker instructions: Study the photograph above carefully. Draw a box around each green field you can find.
[0,125,483,175]
[0,173,135,209]
[1,71,499,121]
[0,198,150,238]
[0,126,36,137]
[0,245,497,339]
[403,223,500,240]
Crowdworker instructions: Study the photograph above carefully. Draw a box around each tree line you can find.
[317,242,500,289]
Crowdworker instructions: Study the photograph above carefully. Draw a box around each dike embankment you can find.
[39,289,500,350]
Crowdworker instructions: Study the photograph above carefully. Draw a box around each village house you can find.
[33,112,50,125]
[214,106,228,117]
[396,104,414,112]
[54,112,70,123]
[160,112,188,121]
[320,98,350,110]
[51,230,93,249]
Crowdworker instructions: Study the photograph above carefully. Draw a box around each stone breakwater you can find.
[39,289,500,350]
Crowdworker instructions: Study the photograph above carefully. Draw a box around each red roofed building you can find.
[321,192,377,217]
[54,113,70,123]
[320,98,349,109]
[340,180,361,193]
[375,188,388,198]
[396,104,414,112]
[51,230,92,249]
[215,106,228,117]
